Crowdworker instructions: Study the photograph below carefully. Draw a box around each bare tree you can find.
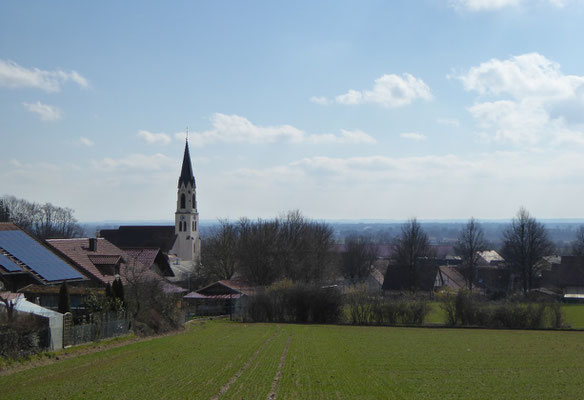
[236,218,281,286]
[0,199,9,222]
[1,195,83,239]
[276,210,335,283]
[572,226,584,256]
[454,218,486,290]
[502,208,554,294]
[201,220,239,281]
[393,218,432,293]
[340,235,377,282]
[121,261,182,334]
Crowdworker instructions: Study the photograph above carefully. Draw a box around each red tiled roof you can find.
[87,254,121,265]
[0,223,19,231]
[123,248,160,268]
[46,238,129,286]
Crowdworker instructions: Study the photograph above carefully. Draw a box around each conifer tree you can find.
[58,281,71,314]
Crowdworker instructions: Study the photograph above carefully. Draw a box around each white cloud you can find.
[309,96,330,105]
[234,150,584,188]
[0,59,89,92]
[80,137,94,147]
[437,118,461,127]
[92,153,175,171]
[459,53,584,145]
[449,0,570,11]
[450,0,521,11]
[459,53,584,100]
[137,130,172,145]
[184,113,376,146]
[22,101,62,121]
[400,132,427,141]
[331,74,432,108]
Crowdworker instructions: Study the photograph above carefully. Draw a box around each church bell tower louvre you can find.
[172,136,201,264]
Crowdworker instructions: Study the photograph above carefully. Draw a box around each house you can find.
[540,256,584,301]
[434,265,466,291]
[382,259,437,294]
[476,250,505,267]
[0,223,87,292]
[99,140,201,285]
[122,247,174,278]
[183,280,253,316]
[46,237,184,289]
[46,237,129,287]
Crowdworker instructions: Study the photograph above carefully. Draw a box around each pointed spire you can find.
[178,137,196,188]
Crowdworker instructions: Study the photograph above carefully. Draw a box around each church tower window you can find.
[180,194,186,209]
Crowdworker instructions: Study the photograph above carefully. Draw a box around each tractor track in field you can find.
[0,318,220,377]
[266,333,293,400]
[210,326,280,400]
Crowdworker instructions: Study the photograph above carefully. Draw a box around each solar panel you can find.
[0,230,84,281]
[0,252,21,272]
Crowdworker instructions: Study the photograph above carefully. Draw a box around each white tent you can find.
[1,293,64,350]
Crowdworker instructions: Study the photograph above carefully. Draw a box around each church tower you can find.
[172,139,201,263]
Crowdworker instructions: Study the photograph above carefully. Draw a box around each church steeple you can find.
[170,134,201,265]
[178,140,196,189]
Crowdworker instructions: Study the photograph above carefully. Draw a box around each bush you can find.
[244,281,343,324]
[0,312,49,359]
[440,290,565,329]
[345,288,429,326]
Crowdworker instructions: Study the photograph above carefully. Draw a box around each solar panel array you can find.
[0,252,21,272]
[0,230,84,281]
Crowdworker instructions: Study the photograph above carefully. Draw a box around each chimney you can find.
[89,238,98,252]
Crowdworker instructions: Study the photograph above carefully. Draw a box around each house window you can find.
[180,194,186,209]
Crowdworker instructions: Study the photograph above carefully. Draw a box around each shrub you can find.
[440,290,564,329]
[244,282,343,324]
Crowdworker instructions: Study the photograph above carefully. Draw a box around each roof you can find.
[46,238,127,286]
[178,141,196,188]
[196,280,254,297]
[123,248,159,268]
[0,223,85,282]
[382,260,437,292]
[184,292,243,300]
[100,226,177,253]
[436,266,466,290]
[17,284,104,295]
[88,254,121,265]
[370,268,385,285]
[477,250,504,264]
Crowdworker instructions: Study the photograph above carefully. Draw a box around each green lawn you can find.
[1,320,584,399]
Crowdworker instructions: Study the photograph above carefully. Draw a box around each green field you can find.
[1,320,584,399]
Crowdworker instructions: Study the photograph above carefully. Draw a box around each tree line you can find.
[0,195,83,239]
[200,207,584,296]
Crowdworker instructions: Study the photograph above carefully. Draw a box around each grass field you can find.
[1,320,584,399]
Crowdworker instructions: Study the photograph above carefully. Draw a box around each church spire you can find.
[178,139,196,189]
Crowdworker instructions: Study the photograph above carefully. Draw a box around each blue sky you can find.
[2,0,584,222]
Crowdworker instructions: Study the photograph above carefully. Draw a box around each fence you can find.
[69,313,131,346]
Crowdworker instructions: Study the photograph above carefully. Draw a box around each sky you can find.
[2,0,584,222]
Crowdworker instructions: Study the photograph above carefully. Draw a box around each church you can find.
[100,139,201,285]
